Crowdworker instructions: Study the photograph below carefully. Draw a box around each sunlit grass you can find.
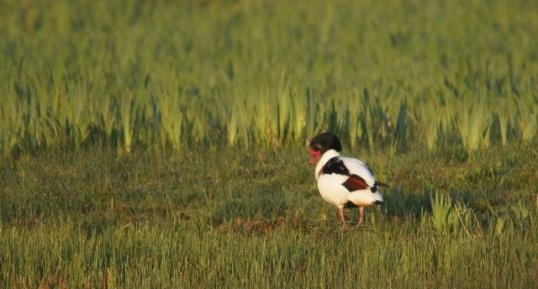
[1,0,537,155]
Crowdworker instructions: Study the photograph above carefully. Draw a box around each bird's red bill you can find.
[309,149,321,165]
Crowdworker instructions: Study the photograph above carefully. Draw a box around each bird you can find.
[309,132,386,230]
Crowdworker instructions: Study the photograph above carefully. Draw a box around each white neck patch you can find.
[314,149,341,180]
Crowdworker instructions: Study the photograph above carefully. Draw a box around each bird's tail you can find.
[374,181,390,187]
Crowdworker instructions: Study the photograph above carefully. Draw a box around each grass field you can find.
[1,0,538,288]
[1,145,537,288]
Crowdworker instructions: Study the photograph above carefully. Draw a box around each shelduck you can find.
[309,132,386,230]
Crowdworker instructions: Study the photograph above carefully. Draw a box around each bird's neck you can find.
[315,149,340,180]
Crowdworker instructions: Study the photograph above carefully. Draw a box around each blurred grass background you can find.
[1,0,537,155]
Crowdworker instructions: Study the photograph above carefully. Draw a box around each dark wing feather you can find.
[322,157,350,175]
[342,174,369,192]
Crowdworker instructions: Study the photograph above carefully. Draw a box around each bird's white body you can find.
[315,149,383,209]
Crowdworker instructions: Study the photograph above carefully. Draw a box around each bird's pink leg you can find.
[338,207,348,230]
[357,207,365,227]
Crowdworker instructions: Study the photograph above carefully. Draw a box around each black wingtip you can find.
[372,200,384,205]
[375,181,390,187]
